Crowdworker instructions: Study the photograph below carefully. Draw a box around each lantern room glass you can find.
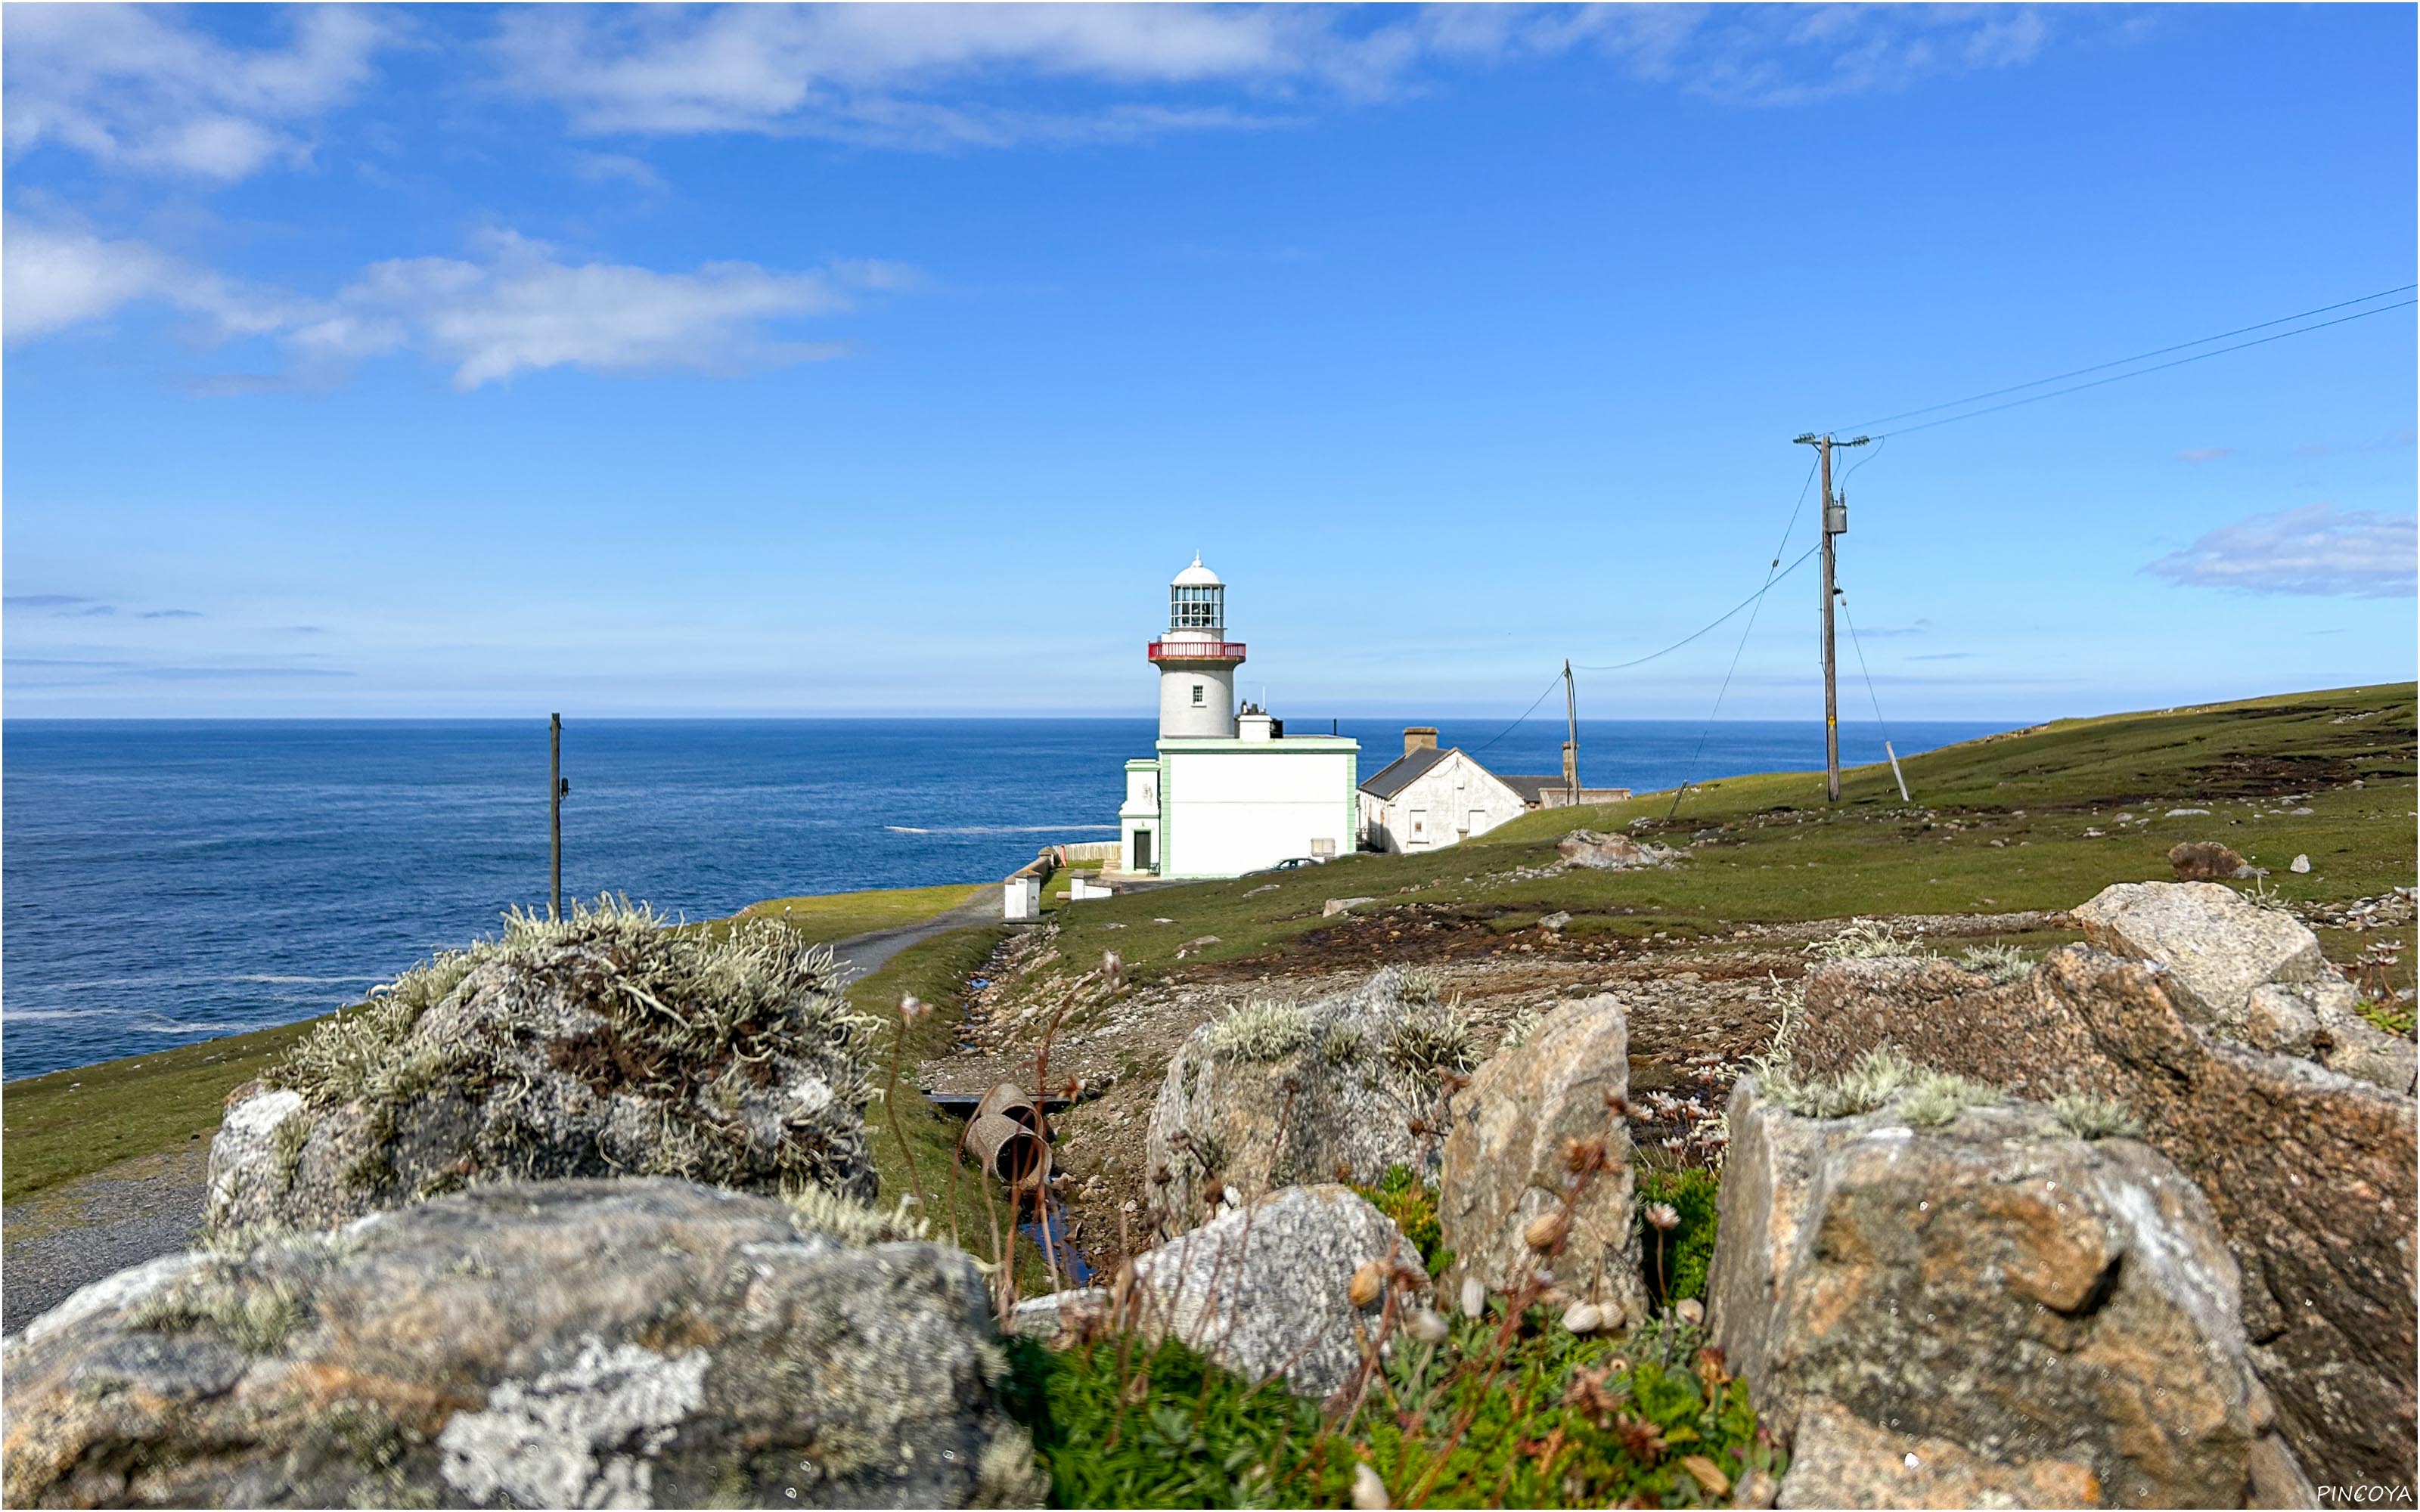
[1169,584,1224,631]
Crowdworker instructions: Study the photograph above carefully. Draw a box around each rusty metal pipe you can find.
[963,1112,1050,1190]
[973,1081,1045,1135]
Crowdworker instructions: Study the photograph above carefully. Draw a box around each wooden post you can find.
[549,713,563,921]
[1562,659,1579,807]
[1797,431,1866,804]
[1819,439,1840,804]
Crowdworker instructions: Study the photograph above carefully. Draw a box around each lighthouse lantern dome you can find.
[1169,555,1224,631]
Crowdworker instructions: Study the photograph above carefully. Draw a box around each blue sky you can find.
[5,2,2414,720]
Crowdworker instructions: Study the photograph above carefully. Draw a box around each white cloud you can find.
[1600,5,2054,107]
[2,218,293,344]
[568,150,667,191]
[5,5,388,181]
[2145,503,2418,600]
[7,220,903,389]
[324,230,869,388]
[493,4,2066,150]
[492,4,1362,146]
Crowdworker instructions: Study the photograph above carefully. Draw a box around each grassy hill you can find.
[1028,683,2416,984]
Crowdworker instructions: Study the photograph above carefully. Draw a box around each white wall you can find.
[1158,663,1238,739]
[1165,746,1354,876]
[1118,762,1161,874]
[1361,751,1525,854]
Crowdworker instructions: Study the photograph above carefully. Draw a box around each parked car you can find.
[1249,857,1326,875]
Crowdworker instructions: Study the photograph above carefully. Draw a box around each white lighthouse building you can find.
[1115,559,1360,878]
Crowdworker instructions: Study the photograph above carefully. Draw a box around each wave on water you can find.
[35,973,376,993]
[885,824,1119,835]
[11,1009,244,1033]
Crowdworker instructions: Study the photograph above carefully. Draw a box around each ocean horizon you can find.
[3,715,2006,1079]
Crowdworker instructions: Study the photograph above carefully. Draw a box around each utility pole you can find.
[549,713,563,921]
[1561,659,1579,807]
[1793,432,1869,803]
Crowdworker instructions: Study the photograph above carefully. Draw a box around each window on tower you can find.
[1191,683,1205,705]
[1170,584,1224,629]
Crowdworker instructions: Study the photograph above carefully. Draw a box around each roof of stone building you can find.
[1358,745,1454,801]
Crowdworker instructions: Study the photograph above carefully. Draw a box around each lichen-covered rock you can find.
[1788,945,2418,1496]
[2,1179,1041,1509]
[207,897,876,1235]
[1710,1077,2285,1509]
[1438,994,1644,1321]
[1012,1184,1410,1400]
[1555,829,1673,870]
[2075,880,2415,1090]
[1145,969,1469,1236]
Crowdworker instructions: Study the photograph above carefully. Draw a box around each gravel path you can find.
[829,891,1010,982]
[3,1147,208,1335]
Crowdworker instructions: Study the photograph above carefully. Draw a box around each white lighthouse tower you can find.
[1110,556,1360,881]
[1152,556,1245,739]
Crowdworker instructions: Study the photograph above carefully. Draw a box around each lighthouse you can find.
[1111,557,1360,880]
[1150,556,1246,739]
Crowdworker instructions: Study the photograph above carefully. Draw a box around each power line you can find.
[1658,457,1827,816]
[1836,431,1885,488]
[1571,545,1818,674]
[1468,671,1567,755]
[1840,283,2417,433]
[1838,596,1891,737]
[1873,298,2416,438]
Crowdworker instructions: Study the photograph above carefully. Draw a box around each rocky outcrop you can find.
[1146,970,1469,1235]
[1555,829,1674,870]
[1789,944,2418,1496]
[207,900,876,1235]
[1711,1078,2291,1509]
[1013,1185,1409,1400]
[2074,880,2415,1091]
[1438,994,1645,1321]
[2,1179,1040,1509]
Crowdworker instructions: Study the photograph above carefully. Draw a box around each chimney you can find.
[1404,727,1439,758]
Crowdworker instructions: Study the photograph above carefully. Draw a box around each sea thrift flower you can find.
[1646,1202,1680,1231]
[898,993,929,1022]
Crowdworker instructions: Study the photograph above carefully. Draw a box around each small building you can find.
[1358,729,1529,854]
[1112,559,1360,879]
[1497,772,1634,810]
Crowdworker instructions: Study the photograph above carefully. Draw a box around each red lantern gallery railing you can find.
[1146,640,1247,662]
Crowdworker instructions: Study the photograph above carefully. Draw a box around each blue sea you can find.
[2,717,2003,1079]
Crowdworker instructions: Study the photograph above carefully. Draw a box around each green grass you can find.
[722,881,986,941]
[1007,1306,1773,1508]
[1023,683,2417,987]
[845,923,1058,1290]
[2,1015,334,1205]
[1637,1164,1721,1306]
[3,881,988,1207]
